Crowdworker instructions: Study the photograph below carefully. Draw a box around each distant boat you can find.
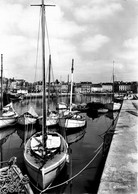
[124,93,134,100]
[38,110,59,127]
[59,59,86,129]
[17,106,38,126]
[0,102,18,129]
[24,0,68,190]
[57,102,68,111]
[104,61,122,111]
[0,54,18,129]
[38,47,59,127]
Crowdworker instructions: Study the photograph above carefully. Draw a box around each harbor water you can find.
[0,94,119,194]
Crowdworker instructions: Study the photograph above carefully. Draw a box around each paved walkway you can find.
[98,100,138,194]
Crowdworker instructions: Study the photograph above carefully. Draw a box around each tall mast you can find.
[70,59,74,112]
[112,60,115,101]
[48,54,51,112]
[41,0,47,148]
[31,0,55,150]
[1,54,3,110]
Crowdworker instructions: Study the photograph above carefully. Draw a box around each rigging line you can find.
[98,114,117,138]
[34,7,41,82]
[39,146,103,193]
[0,159,9,164]
[45,9,51,55]
[51,64,55,82]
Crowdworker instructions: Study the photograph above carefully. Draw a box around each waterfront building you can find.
[60,82,69,93]
[91,83,102,93]
[119,82,131,93]
[102,83,112,92]
[80,82,92,94]
[74,83,81,93]
[130,82,138,93]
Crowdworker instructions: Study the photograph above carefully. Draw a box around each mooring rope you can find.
[29,144,103,193]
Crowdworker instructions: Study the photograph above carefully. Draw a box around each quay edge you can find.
[98,100,138,194]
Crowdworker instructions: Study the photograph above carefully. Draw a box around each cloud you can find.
[74,3,123,22]
[80,34,110,53]
[0,0,137,82]
[123,37,138,50]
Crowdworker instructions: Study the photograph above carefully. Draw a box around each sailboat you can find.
[105,61,121,111]
[17,106,38,126]
[24,0,68,190]
[0,54,18,129]
[59,59,86,129]
[38,55,59,127]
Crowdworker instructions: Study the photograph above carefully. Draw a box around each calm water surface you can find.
[0,94,119,194]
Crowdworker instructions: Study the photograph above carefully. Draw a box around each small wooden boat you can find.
[59,60,86,130]
[59,111,86,129]
[104,101,121,111]
[0,102,18,129]
[17,106,38,126]
[0,157,33,194]
[98,108,108,113]
[57,102,68,110]
[24,1,68,190]
[38,111,59,127]
[24,131,68,189]
[0,55,18,129]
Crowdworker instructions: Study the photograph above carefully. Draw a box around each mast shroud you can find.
[69,59,74,112]
[41,0,47,149]
[1,54,3,110]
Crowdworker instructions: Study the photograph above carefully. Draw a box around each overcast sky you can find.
[0,0,138,83]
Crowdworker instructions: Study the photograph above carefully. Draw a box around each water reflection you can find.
[0,95,120,194]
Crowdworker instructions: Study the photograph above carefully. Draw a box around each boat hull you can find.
[24,154,66,189]
[0,115,18,129]
[57,103,67,110]
[18,115,37,125]
[105,102,121,111]
[59,117,86,129]
[65,118,86,128]
[24,132,68,189]
[38,115,59,127]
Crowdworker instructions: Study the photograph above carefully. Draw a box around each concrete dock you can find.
[98,100,138,194]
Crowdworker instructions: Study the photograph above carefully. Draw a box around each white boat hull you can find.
[59,112,86,129]
[38,114,59,127]
[24,132,68,189]
[57,103,67,110]
[105,102,121,111]
[46,118,58,126]
[0,103,18,128]
[59,117,86,129]
[25,155,66,189]
[65,118,86,128]
[0,115,18,129]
